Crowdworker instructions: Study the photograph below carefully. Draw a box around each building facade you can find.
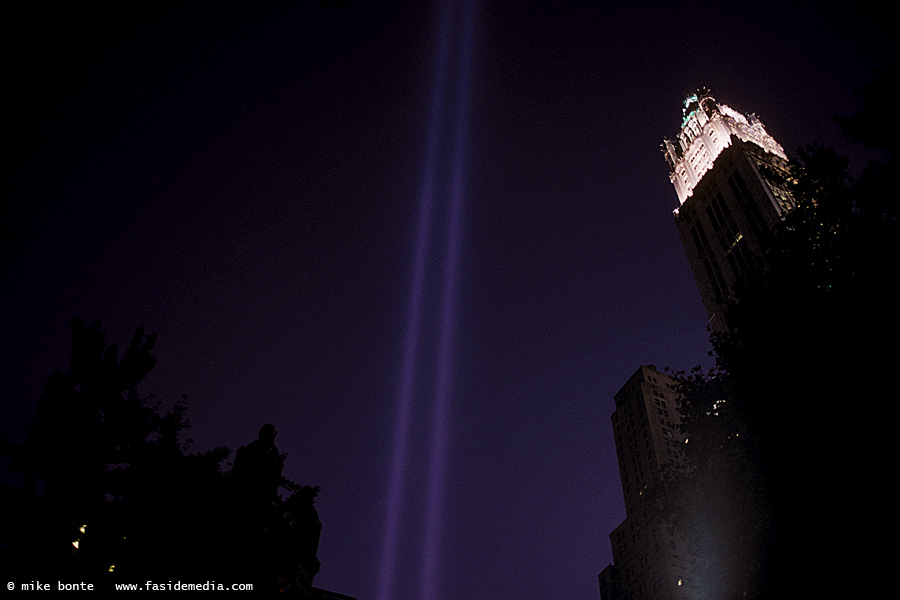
[663,90,793,330]
[599,92,794,599]
[598,365,694,600]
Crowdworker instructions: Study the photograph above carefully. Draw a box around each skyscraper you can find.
[663,90,793,330]
[598,365,693,600]
[598,91,794,599]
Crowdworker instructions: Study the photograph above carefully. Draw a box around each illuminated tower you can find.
[599,92,795,600]
[598,365,695,600]
[663,89,793,330]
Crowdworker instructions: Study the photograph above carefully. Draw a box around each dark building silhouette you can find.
[311,588,358,600]
[598,366,694,600]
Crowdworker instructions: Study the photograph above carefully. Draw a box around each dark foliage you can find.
[1,320,322,595]
[657,367,774,600]
[666,71,896,599]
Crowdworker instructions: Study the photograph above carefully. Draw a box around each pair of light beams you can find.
[378,2,475,600]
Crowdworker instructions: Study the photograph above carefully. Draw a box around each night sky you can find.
[2,1,891,598]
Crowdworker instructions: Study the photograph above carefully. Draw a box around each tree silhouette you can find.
[2,319,324,595]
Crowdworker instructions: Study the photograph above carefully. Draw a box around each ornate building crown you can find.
[662,89,786,205]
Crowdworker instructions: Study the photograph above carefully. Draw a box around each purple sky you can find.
[2,2,890,598]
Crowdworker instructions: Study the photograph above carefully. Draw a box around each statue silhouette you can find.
[228,424,325,595]
[288,485,322,578]
[233,423,285,502]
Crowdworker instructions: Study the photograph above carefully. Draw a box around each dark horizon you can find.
[2,2,892,598]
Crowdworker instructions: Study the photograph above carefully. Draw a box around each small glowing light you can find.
[108,565,116,573]
[79,525,87,534]
[677,578,683,586]
[72,540,79,549]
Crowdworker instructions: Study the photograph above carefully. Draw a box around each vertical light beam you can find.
[420,1,476,598]
[379,2,477,598]
[377,2,454,600]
